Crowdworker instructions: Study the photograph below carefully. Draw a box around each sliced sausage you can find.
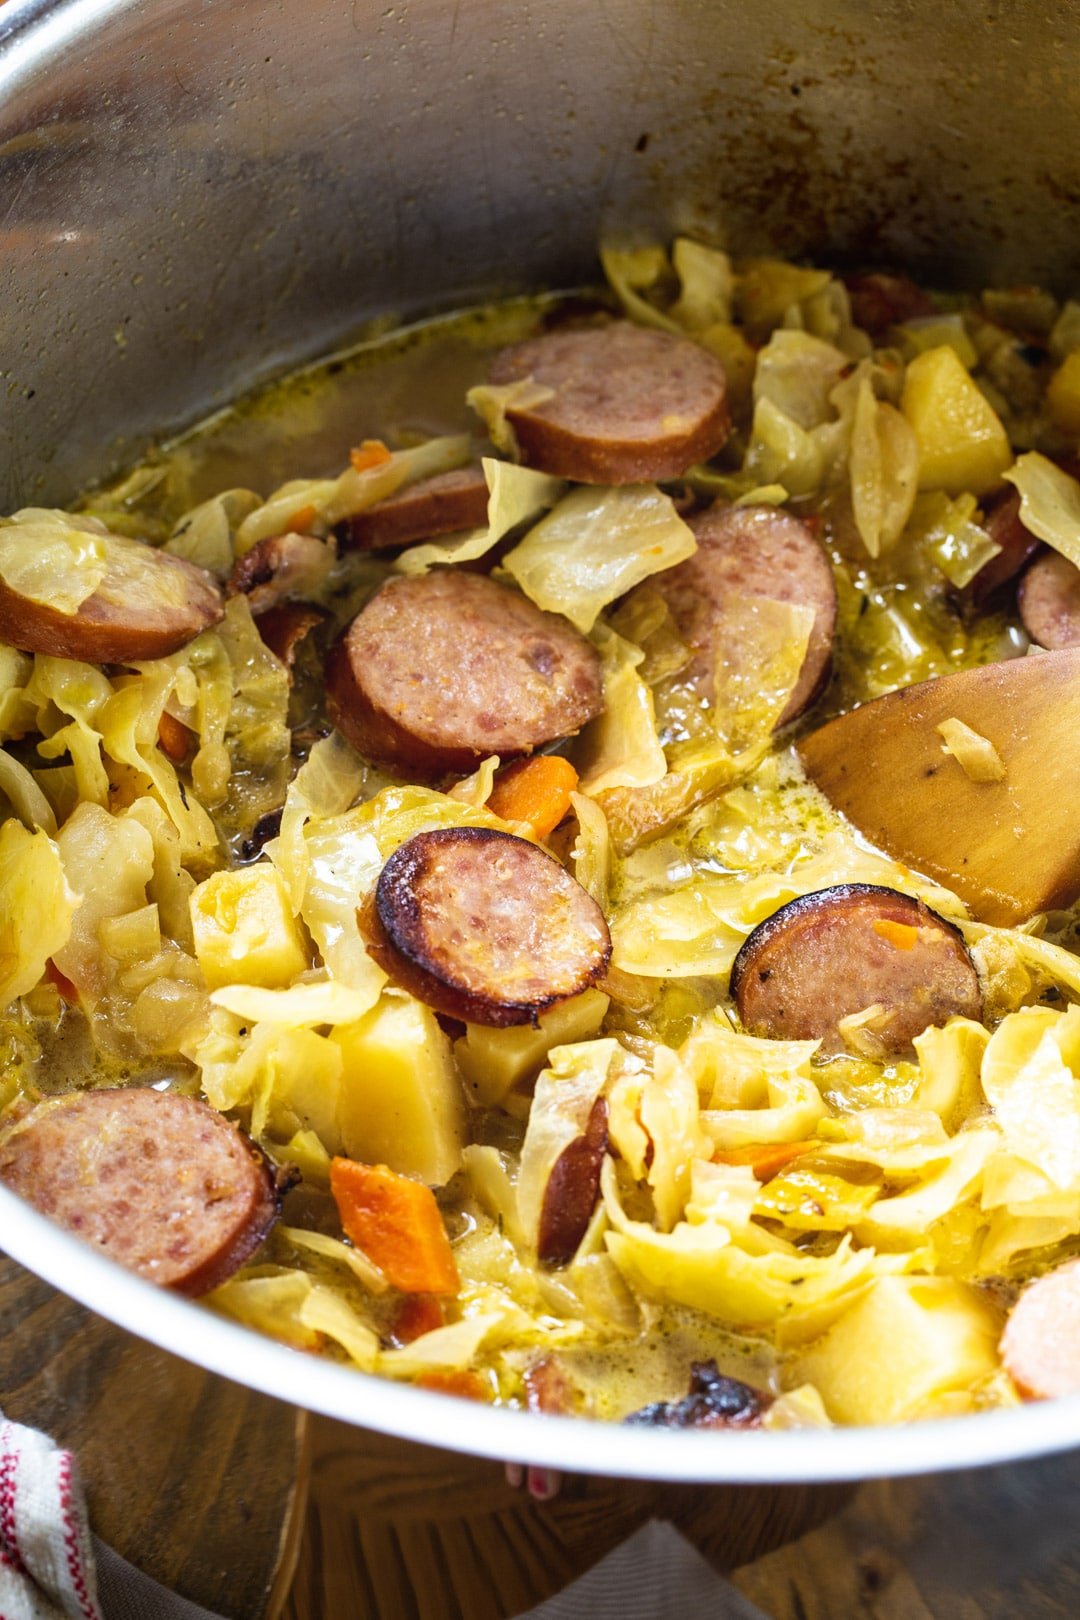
[1018,550,1080,649]
[255,601,328,669]
[625,1361,768,1429]
[730,883,982,1057]
[370,826,611,1027]
[0,1087,279,1296]
[0,532,222,662]
[325,571,603,779]
[637,503,837,726]
[844,272,936,340]
[523,1354,582,1415]
[227,531,334,613]
[959,489,1042,613]
[1001,1259,1080,1399]
[538,1096,609,1265]
[339,465,490,552]
[487,321,730,484]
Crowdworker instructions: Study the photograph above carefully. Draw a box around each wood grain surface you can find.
[0,1256,305,1620]
[282,1416,849,1620]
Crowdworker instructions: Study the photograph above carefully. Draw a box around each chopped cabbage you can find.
[568,789,611,907]
[981,1006,1080,1191]
[574,626,666,793]
[0,748,56,834]
[281,1225,388,1294]
[0,822,79,1006]
[166,489,260,574]
[234,434,472,554]
[908,491,1000,588]
[1004,452,1080,569]
[501,485,696,633]
[849,376,919,558]
[395,459,564,576]
[0,510,113,613]
[466,381,556,457]
[936,717,1006,782]
[752,329,848,431]
[210,977,382,1027]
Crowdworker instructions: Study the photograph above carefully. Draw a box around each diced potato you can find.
[190,864,309,990]
[333,992,466,1186]
[1045,350,1080,436]
[790,1276,1000,1425]
[453,988,610,1108]
[900,345,1011,495]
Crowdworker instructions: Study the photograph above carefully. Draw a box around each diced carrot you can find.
[286,504,318,534]
[158,710,195,764]
[45,959,79,1006]
[872,919,919,952]
[415,1369,491,1402]
[389,1294,445,1346]
[349,439,393,473]
[713,1141,817,1181]
[487,755,579,840]
[330,1158,460,1296]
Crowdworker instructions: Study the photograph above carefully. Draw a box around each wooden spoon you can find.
[797,647,1080,926]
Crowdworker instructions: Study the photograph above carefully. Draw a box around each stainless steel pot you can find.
[3,0,1080,1483]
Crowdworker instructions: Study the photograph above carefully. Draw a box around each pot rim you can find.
[3,1184,1076,1483]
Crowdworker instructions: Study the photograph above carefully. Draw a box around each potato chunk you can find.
[791,1276,1000,1424]
[190,865,309,989]
[901,346,1011,496]
[453,988,610,1107]
[332,993,466,1186]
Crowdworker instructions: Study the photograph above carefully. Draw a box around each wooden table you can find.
[5,1253,1080,1619]
[0,1258,305,1619]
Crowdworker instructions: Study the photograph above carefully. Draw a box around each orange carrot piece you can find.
[872,918,919,952]
[158,710,194,764]
[415,1369,491,1402]
[286,503,319,534]
[350,439,393,473]
[330,1158,460,1296]
[389,1294,445,1346]
[713,1141,817,1181]
[487,756,579,840]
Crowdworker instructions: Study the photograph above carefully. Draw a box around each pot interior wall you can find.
[2,0,1079,509]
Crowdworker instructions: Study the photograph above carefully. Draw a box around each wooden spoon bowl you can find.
[797,648,1080,926]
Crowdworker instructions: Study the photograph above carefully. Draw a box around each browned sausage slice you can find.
[0,1088,279,1296]
[326,571,603,779]
[625,1361,768,1429]
[227,531,334,613]
[1018,550,1080,649]
[370,826,611,1027]
[730,883,982,1056]
[0,533,223,662]
[640,503,837,726]
[339,466,490,552]
[844,272,936,340]
[1001,1260,1080,1399]
[487,321,730,484]
[538,1096,609,1265]
[254,602,328,669]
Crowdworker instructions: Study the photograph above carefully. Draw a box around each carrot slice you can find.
[45,959,79,1005]
[415,1369,491,1402]
[487,756,579,840]
[286,503,319,534]
[713,1141,817,1181]
[330,1158,460,1295]
[389,1294,445,1345]
[158,710,195,764]
[350,439,393,473]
